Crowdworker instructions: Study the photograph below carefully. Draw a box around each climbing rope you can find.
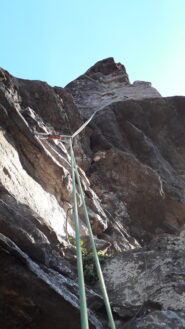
[73,151,116,329]
[70,138,89,329]
[35,109,116,329]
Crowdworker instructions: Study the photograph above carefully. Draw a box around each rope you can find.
[73,155,116,329]
[70,138,89,329]
[35,108,116,329]
[72,108,100,138]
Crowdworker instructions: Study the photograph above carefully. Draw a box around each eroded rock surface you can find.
[85,97,185,244]
[0,68,109,328]
[103,236,185,328]
[65,59,185,249]
[0,58,185,328]
[66,57,161,117]
[0,233,103,329]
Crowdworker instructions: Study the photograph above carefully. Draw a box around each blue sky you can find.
[0,0,185,96]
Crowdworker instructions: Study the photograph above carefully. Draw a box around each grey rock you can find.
[1,58,185,329]
[132,311,185,329]
[102,236,185,327]
[0,233,103,329]
[65,57,161,118]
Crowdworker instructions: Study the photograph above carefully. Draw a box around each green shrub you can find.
[68,236,115,284]
[82,247,115,284]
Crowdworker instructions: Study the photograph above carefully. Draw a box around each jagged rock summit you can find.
[85,57,130,82]
[0,59,185,329]
[66,57,161,117]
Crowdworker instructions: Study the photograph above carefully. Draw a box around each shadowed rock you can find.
[0,59,185,329]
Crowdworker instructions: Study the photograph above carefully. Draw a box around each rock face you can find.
[84,97,185,243]
[66,57,161,117]
[0,68,108,328]
[0,234,97,329]
[103,236,185,328]
[0,58,185,328]
[66,59,185,245]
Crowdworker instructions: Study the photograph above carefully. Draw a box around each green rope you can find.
[38,107,116,328]
[69,107,116,329]
[74,156,116,329]
[69,138,89,329]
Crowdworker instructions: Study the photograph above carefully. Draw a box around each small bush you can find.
[83,248,115,284]
[68,236,115,284]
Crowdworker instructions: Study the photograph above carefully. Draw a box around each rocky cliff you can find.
[0,58,185,328]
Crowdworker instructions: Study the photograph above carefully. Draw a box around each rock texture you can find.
[66,57,161,117]
[66,60,185,245]
[0,233,103,329]
[0,68,108,328]
[0,58,185,328]
[85,97,185,244]
[103,236,185,328]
